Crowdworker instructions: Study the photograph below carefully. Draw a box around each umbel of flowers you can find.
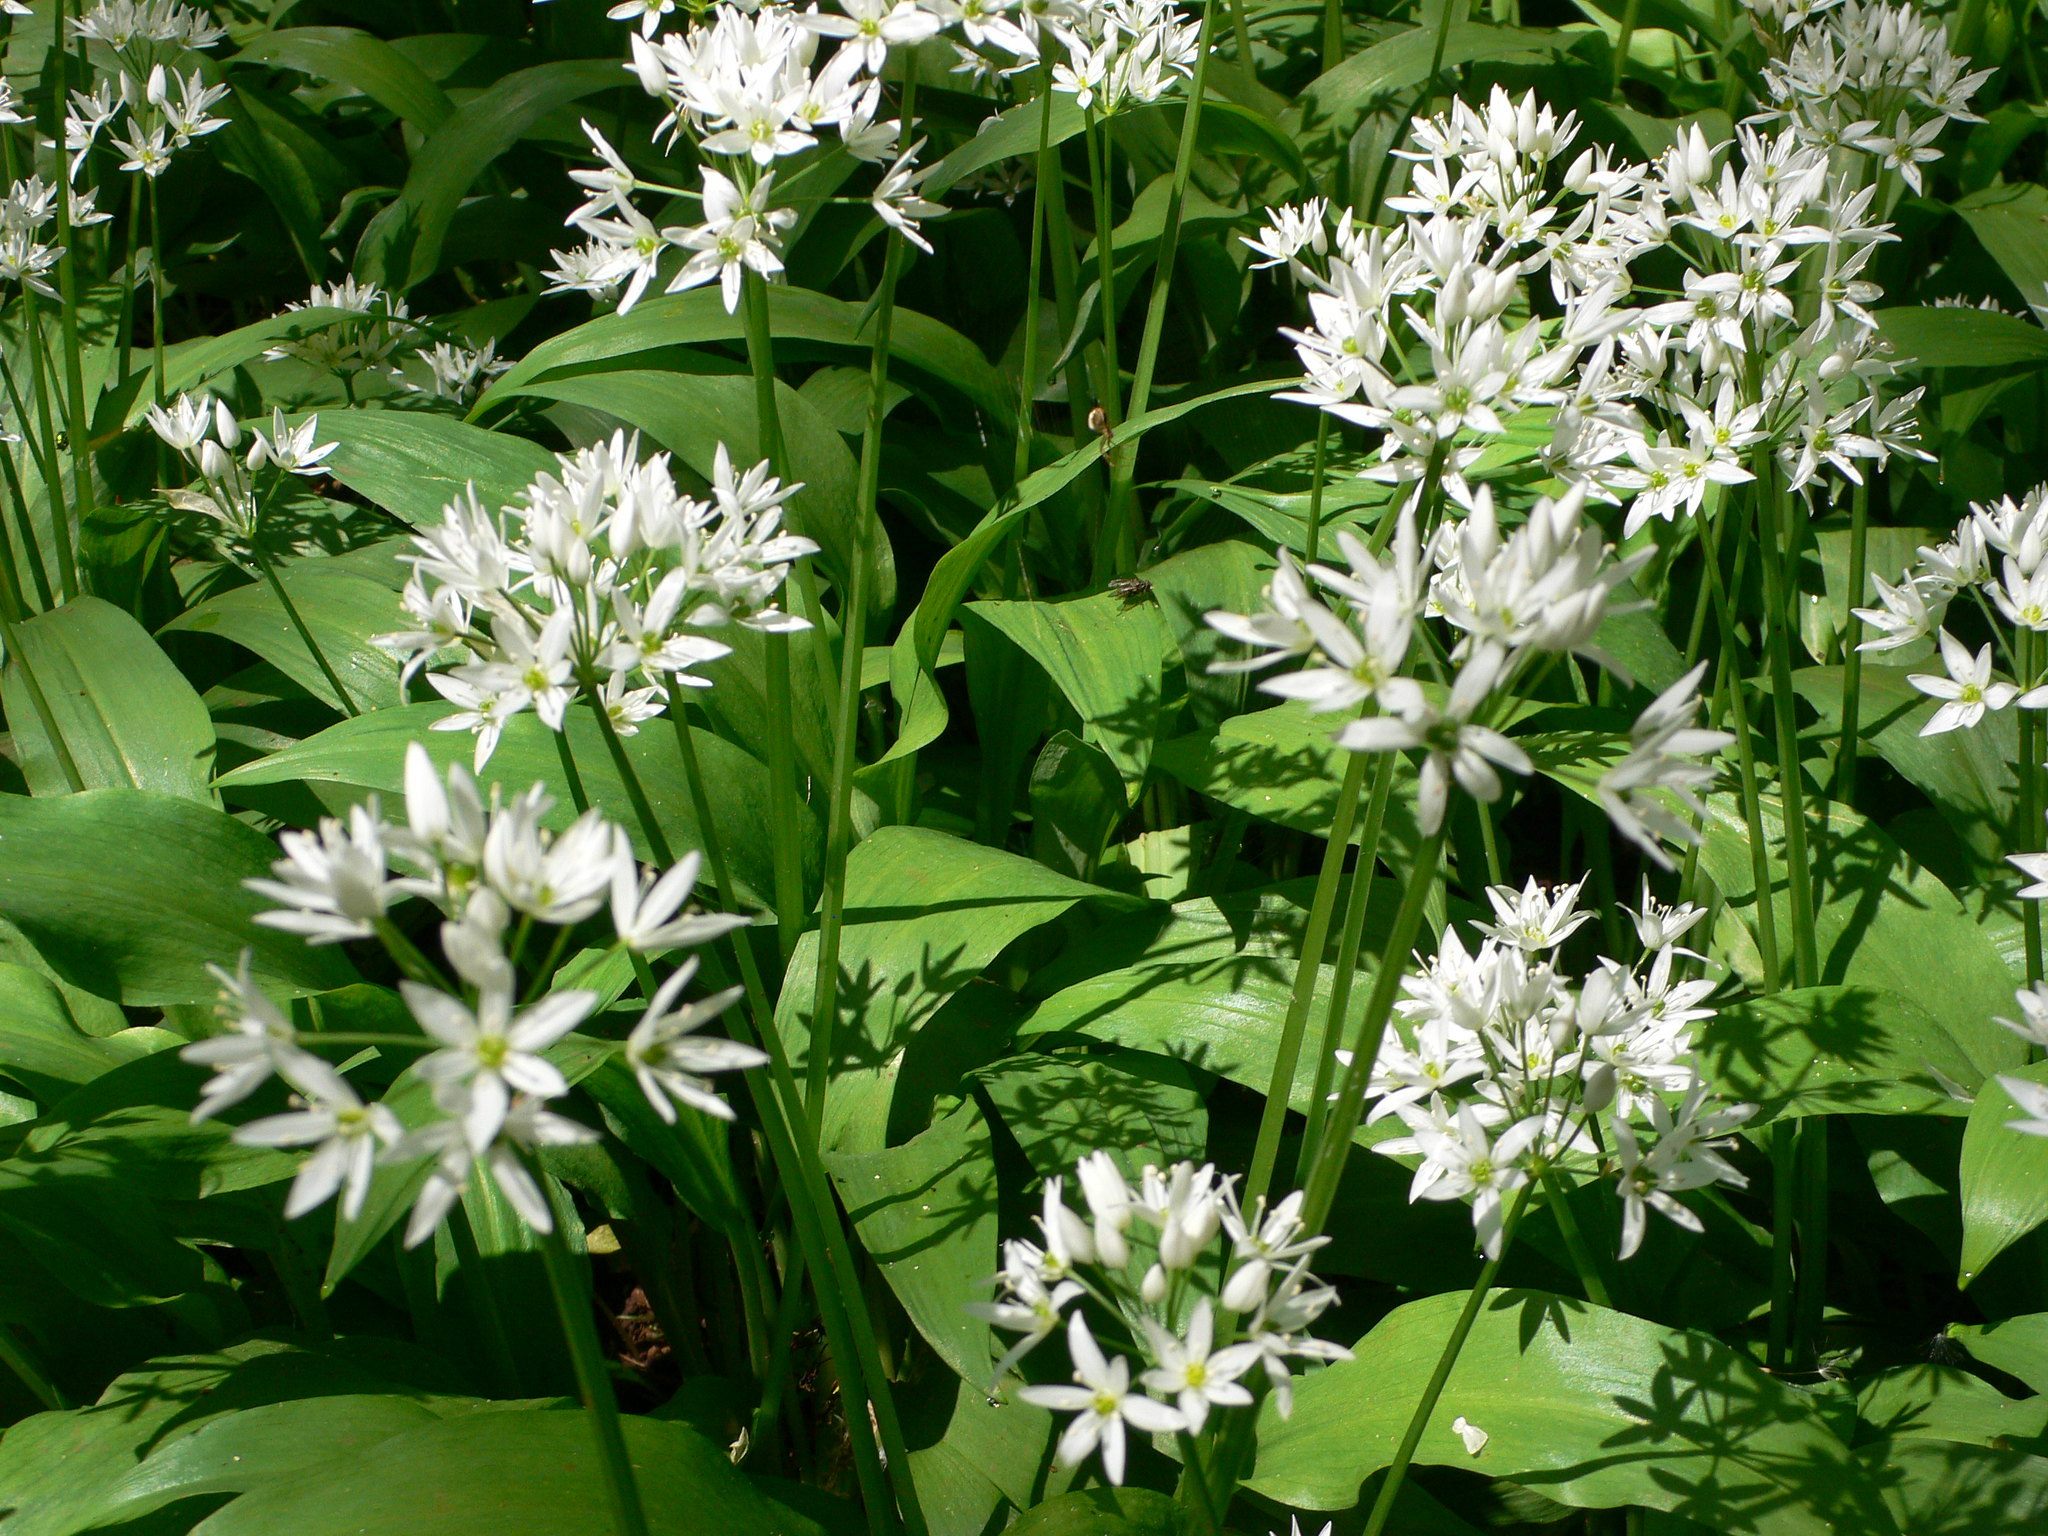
[1364,878,1754,1260]
[378,432,815,769]
[183,743,761,1246]
[977,1155,1349,1485]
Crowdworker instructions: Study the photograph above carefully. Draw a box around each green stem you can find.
[587,691,670,864]
[0,351,54,612]
[1753,473,1818,990]
[1612,0,1643,91]
[1541,1172,1612,1308]
[1302,826,1447,1232]
[1243,748,1371,1213]
[535,1211,653,1536]
[51,2,95,552]
[1305,413,1331,563]
[1767,1124,1797,1370]
[1360,1185,1533,1536]
[116,174,141,386]
[1176,1430,1225,1535]
[1012,80,1057,490]
[1083,108,1125,576]
[1296,747,1397,1186]
[372,917,455,992]
[145,172,168,413]
[1321,0,1342,69]
[1,614,85,791]
[1833,480,1869,807]
[0,1320,66,1411]
[2021,627,2043,986]
[18,288,76,602]
[256,549,358,716]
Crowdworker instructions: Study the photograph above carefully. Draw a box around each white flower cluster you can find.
[260,278,512,405]
[378,432,815,769]
[978,1156,1350,1484]
[1252,88,1932,522]
[65,3,230,181]
[0,176,105,299]
[1041,0,1202,116]
[185,743,761,1243]
[1364,879,1754,1259]
[1205,488,1732,863]
[1856,485,2048,736]
[1748,0,1992,189]
[144,392,337,549]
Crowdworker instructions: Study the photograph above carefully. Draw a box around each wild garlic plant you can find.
[183,742,758,1244]
[378,431,815,769]
[1363,879,1754,1262]
[981,1156,1349,1486]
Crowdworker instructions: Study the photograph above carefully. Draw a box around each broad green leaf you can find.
[1792,664,2016,872]
[1862,1439,2048,1534]
[1248,1289,1900,1533]
[1028,729,1127,878]
[309,409,557,527]
[166,560,403,714]
[926,92,1085,195]
[777,825,1138,1152]
[1699,987,1980,1123]
[230,27,456,130]
[187,1407,823,1536]
[1950,1314,2048,1395]
[0,1157,202,1308]
[974,1051,1208,1177]
[217,703,811,912]
[477,286,1010,425]
[1855,1364,2048,1448]
[964,591,1175,791]
[502,367,892,614]
[0,789,352,1004]
[1005,1489,1178,1536]
[135,306,357,424]
[1020,886,1402,1113]
[356,60,624,290]
[1958,1063,2048,1286]
[1695,792,2024,1083]
[829,1099,997,1389]
[0,962,174,1102]
[1295,23,1567,133]
[1874,306,2048,370]
[1,596,216,801]
[1955,184,2048,317]
[903,1377,1052,1536]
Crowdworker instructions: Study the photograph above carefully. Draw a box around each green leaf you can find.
[925,92,1086,196]
[1958,1063,2048,1287]
[356,59,624,290]
[778,825,1138,1152]
[1874,306,2048,370]
[216,703,812,913]
[135,307,359,424]
[1950,1313,2048,1395]
[1856,1364,2048,1448]
[1005,1489,1178,1536]
[0,789,352,1005]
[1028,730,1127,879]
[477,285,1010,426]
[829,1099,997,1389]
[1295,23,1567,134]
[187,1407,823,1535]
[1248,1289,1900,1532]
[974,1051,1208,1178]
[1699,986,1980,1123]
[230,27,455,130]
[165,559,403,714]
[1,596,216,801]
[309,409,557,528]
[0,962,174,1102]
[1955,184,2048,316]
[1862,1439,2048,1534]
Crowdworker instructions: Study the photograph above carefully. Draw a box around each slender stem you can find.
[535,1210,653,1536]
[1112,0,1220,559]
[1794,1117,1830,1365]
[1754,473,1817,991]
[1243,748,1371,1213]
[1541,1172,1612,1308]
[1613,0,1643,92]
[145,172,168,412]
[1082,109,1125,576]
[256,549,358,716]
[809,71,920,1141]
[1,616,85,791]
[1321,0,1342,70]
[1360,1186,1533,1536]
[2021,626,2043,986]
[587,691,670,864]
[1302,826,1448,1232]
[1305,413,1331,563]
[1833,479,1870,806]
[1012,80,1057,490]
[373,917,455,991]
[1295,747,1397,1186]
[1767,1124,1797,1370]
[554,727,592,813]
[0,1320,65,1410]
[51,3,96,551]
[18,289,76,602]
[117,175,141,386]
[0,352,53,612]
[1176,1430,1225,1536]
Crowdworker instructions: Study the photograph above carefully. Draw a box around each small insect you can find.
[1107,576,1153,606]
[1088,404,1113,449]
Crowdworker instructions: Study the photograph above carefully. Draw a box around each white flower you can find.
[610,850,749,953]
[1138,1299,1260,1432]
[1452,1415,1489,1455]
[184,953,326,1120]
[1476,877,1593,954]
[246,803,398,944]
[409,979,598,1150]
[1020,1314,1186,1485]
[1338,649,1531,835]
[1907,630,2016,735]
[2000,1075,2048,1138]
[872,139,945,254]
[624,958,759,1122]
[401,1092,596,1246]
[970,1260,1082,1383]
[1996,982,2048,1049]
[233,1068,402,1221]
[1220,1188,1328,1311]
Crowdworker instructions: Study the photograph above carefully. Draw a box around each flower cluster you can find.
[1252,87,1931,528]
[143,393,337,552]
[185,743,761,1243]
[1205,486,1730,864]
[378,432,815,769]
[65,3,230,181]
[260,278,512,405]
[978,1156,1349,1484]
[1040,0,1203,117]
[1856,484,2048,737]
[1362,879,1754,1259]
[1748,0,1992,189]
